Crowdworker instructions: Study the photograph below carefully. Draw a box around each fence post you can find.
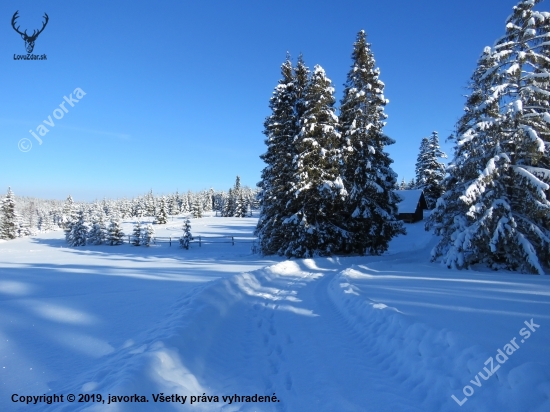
[232,236,234,246]
[128,235,131,244]
[199,236,201,247]
[169,237,171,247]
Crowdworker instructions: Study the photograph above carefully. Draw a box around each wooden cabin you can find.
[395,190,427,223]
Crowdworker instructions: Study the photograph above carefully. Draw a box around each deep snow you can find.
[1,213,548,411]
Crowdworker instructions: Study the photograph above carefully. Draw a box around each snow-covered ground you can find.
[1,214,549,411]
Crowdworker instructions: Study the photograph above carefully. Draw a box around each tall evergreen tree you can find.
[132,221,142,246]
[145,190,155,216]
[234,176,241,196]
[133,198,144,218]
[227,176,243,217]
[183,192,191,215]
[205,188,215,212]
[339,30,404,255]
[20,201,37,236]
[88,213,107,245]
[168,195,178,216]
[154,197,168,224]
[415,131,447,208]
[40,211,55,232]
[223,189,235,217]
[61,195,76,230]
[428,0,550,274]
[142,224,155,247]
[281,65,347,257]
[192,197,203,218]
[213,191,224,215]
[294,54,310,122]
[234,192,247,218]
[66,210,88,246]
[414,137,430,186]
[107,219,125,245]
[0,187,17,240]
[180,219,192,249]
[256,55,307,254]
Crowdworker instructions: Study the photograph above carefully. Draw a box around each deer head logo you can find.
[11,11,49,54]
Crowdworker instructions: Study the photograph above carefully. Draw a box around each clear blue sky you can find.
[0,0,527,201]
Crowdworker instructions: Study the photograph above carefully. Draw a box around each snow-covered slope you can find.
[1,215,548,411]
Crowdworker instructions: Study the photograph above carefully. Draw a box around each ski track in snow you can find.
[1,214,549,411]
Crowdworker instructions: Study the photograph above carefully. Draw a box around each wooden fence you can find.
[126,234,258,252]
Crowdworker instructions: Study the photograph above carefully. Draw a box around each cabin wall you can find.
[398,204,423,223]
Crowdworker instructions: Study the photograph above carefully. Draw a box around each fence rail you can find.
[127,235,258,248]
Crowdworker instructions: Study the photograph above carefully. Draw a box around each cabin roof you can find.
[395,190,424,214]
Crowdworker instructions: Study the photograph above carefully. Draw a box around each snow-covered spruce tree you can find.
[256,55,308,255]
[231,176,247,218]
[399,178,407,190]
[145,190,155,217]
[154,197,168,225]
[339,30,404,255]
[19,201,38,236]
[132,221,142,246]
[222,189,234,217]
[428,0,550,274]
[234,176,242,197]
[39,211,55,232]
[107,219,125,245]
[61,195,76,229]
[88,213,108,245]
[212,191,225,215]
[415,140,430,189]
[168,195,178,216]
[234,192,247,218]
[415,137,430,188]
[192,196,203,218]
[66,210,88,246]
[281,64,348,258]
[415,131,447,208]
[17,217,31,238]
[183,191,192,214]
[180,218,192,249]
[233,194,243,218]
[101,198,110,216]
[142,224,155,247]
[1,187,18,240]
[206,188,215,212]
